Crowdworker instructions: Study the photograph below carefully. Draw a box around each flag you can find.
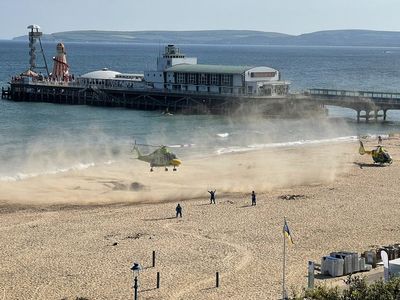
[283,219,294,244]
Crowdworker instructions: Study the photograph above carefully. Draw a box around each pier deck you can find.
[4,83,400,121]
[1,82,322,116]
[308,88,400,122]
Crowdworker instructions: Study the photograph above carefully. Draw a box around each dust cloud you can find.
[0,115,357,207]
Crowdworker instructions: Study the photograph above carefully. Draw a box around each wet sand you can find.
[0,138,399,299]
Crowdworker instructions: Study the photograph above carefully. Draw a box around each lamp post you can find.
[131,262,142,300]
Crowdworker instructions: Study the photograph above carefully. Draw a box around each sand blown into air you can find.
[0,139,399,299]
[0,140,352,206]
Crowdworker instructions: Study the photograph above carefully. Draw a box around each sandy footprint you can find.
[164,222,253,300]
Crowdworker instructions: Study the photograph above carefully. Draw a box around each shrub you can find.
[289,275,400,300]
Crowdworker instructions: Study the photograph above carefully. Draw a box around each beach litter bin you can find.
[330,252,354,275]
[359,257,366,271]
[384,246,396,260]
[392,244,400,259]
[321,256,330,275]
[363,251,377,268]
[338,252,359,273]
[331,257,344,277]
[321,256,344,277]
[350,252,360,273]
[332,252,360,272]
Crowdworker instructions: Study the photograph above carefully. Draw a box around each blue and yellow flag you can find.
[283,219,294,244]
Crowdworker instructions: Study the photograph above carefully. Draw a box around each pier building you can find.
[145,45,289,96]
[77,68,145,88]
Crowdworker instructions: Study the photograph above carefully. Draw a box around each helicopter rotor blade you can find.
[134,143,162,148]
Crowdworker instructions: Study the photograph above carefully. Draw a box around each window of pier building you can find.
[250,71,276,78]
[199,73,208,85]
[273,85,288,95]
[210,74,219,86]
[176,73,186,84]
[188,73,197,84]
[221,74,232,86]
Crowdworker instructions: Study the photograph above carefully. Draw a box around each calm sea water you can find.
[1,41,400,179]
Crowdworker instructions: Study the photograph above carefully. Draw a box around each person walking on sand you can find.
[176,204,182,218]
[208,189,216,204]
[378,135,383,144]
[251,191,256,206]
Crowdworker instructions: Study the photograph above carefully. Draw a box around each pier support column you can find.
[357,110,360,123]
[383,110,387,121]
[374,110,378,122]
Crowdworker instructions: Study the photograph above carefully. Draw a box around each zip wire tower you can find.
[27,24,49,76]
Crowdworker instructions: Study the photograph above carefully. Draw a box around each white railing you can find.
[308,88,400,100]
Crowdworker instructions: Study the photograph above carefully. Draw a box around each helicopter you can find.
[359,141,393,165]
[132,142,182,172]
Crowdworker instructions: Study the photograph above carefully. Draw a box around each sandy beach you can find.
[0,137,399,299]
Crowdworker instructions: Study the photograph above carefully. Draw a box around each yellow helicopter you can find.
[132,142,182,172]
[359,141,392,165]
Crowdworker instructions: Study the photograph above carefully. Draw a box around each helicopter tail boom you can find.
[132,144,142,158]
[359,141,372,155]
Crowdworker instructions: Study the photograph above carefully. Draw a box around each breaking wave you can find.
[0,160,114,182]
[217,133,230,138]
[216,135,358,155]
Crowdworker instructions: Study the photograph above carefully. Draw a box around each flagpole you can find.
[282,217,286,300]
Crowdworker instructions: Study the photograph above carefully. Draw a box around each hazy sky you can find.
[0,0,399,39]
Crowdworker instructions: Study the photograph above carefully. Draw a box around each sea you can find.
[1,40,400,180]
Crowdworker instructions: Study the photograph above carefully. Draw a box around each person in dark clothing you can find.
[208,189,216,204]
[176,204,182,218]
[251,191,256,206]
[378,136,383,144]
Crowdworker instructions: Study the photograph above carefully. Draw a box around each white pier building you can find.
[145,45,289,96]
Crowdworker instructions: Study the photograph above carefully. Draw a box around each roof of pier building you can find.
[81,69,121,80]
[165,64,278,75]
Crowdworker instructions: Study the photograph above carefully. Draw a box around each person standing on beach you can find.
[251,191,256,206]
[378,135,383,144]
[176,204,182,218]
[208,189,216,204]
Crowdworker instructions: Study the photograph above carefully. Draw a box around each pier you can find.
[308,88,400,122]
[4,84,400,120]
[1,81,322,116]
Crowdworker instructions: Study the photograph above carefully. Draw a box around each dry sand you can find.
[0,138,399,299]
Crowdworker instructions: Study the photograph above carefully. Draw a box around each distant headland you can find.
[12,29,400,47]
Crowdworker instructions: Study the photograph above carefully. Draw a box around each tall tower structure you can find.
[52,43,69,81]
[156,45,197,71]
[27,24,49,76]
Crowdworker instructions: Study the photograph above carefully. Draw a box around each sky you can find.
[0,0,399,39]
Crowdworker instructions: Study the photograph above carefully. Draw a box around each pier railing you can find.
[308,88,400,101]
[10,80,288,99]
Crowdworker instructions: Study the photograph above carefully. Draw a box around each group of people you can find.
[175,190,257,218]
